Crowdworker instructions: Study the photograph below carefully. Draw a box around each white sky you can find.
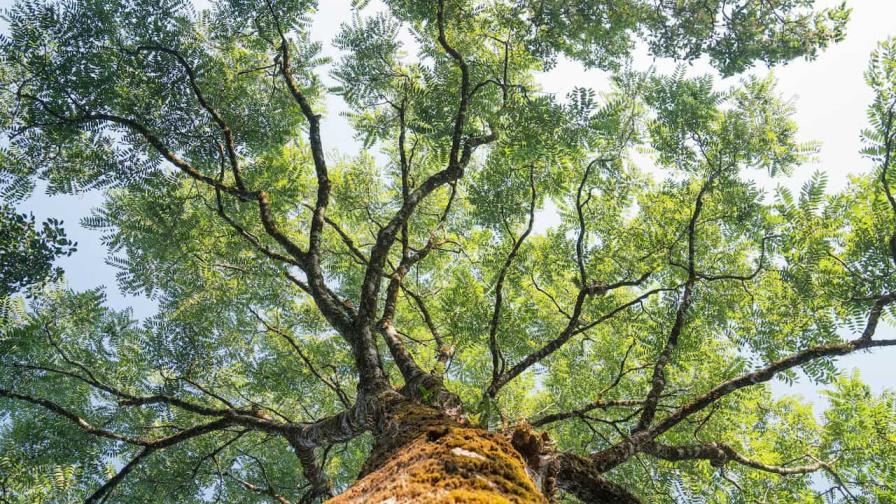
[6,0,896,406]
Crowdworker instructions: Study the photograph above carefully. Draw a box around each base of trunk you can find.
[328,402,545,504]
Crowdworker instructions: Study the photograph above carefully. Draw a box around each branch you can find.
[555,452,642,504]
[589,291,896,472]
[532,400,644,428]
[214,188,302,267]
[34,106,249,201]
[225,471,292,504]
[250,309,352,408]
[532,343,647,427]
[575,160,597,286]
[648,336,896,441]
[376,184,457,383]
[401,285,451,365]
[636,173,715,431]
[10,364,291,443]
[0,387,240,451]
[29,82,353,349]
[487,285,671,396]
[354,0,494,328]
[341,0,495,390]
[436,0,470,170]
[84,447,155,503]
[25,91,316,298]
[376,320,428,388]
[488,166,537,386]
[644,441,830,476]
[376,238,447,385]
[289,443,334,502]
[382,243,442,322]
[264,5,375,375]
[132,44,246,191]
[307,205,368,265]
[283,399,380,451]
[271,7,329,263]
[694,234,777,283]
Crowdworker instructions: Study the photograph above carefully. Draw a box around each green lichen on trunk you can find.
[328,401,546,504]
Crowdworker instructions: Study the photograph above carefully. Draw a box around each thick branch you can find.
[555,452,642,504]
[644,441,829,475]
[288,443,334,503]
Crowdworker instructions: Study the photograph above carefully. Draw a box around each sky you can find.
[5,0,896,409]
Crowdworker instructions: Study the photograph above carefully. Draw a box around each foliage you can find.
[0,0,894,503]
[0,204,75,297]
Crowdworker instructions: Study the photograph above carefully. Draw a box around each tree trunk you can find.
[327,400,547,504]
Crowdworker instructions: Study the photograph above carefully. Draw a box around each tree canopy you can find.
[1,0,895,502]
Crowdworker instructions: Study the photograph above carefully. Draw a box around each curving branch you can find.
[693,234,778,282]
[0,386,235,449]
[19,96,250,201]
[436,0,471,170]
[20,91,349,339]
[487,284,669,397]
[130,44,246,191]
[575,159,597,286]
[401,285,451,366]
[488,166,537,387]
[270,4,330,264]
[214,187,302,268]
[647,337,896,442]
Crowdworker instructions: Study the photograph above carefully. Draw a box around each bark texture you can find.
[327,401,546,504]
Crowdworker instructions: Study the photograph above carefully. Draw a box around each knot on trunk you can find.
[509,423,560,500]
[706,442,732,468]
[398,372,463,419]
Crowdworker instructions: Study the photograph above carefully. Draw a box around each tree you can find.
[1,0,894,502]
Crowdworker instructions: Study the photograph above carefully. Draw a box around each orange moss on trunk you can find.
[327,402,546,504]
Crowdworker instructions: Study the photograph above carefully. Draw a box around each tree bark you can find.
[328,401,546,504]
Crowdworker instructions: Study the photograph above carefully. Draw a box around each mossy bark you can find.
[327,401,546,504]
